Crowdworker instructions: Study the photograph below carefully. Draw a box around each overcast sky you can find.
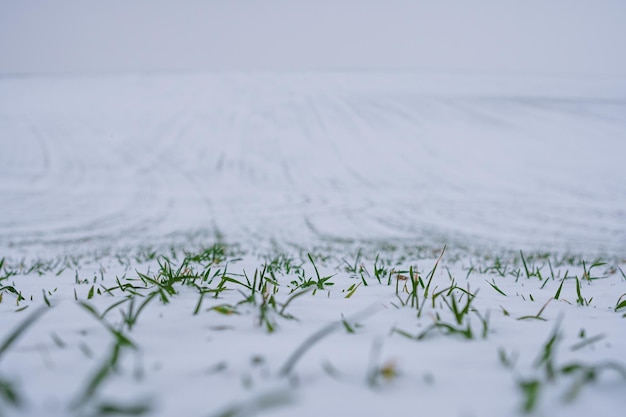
[1,0,625,75]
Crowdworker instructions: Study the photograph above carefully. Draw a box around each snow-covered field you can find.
[2,1,626,417]
[2,72,625,257]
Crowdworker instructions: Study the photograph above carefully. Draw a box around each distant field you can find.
[1,72,625,259]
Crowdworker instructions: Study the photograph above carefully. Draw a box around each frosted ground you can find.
[2,1,626,417]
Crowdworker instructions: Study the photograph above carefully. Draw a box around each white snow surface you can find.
[1,72,625,258]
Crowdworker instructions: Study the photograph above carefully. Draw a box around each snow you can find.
[1,252,625,417]
[1,72,625,257]
[1,1,626,416]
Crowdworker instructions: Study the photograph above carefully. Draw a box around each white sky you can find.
[1,0,625,75]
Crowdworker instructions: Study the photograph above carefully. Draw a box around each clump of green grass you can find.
[183,242,229,266]
[393,246,446,314]
[393,285,489,341]
[264,253,302,275]
[519,250,545,281]
[581,260,607,281]
[307,253,335,291]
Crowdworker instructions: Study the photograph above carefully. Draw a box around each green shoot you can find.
[486,279,507,296]
[518,379,541,413]
[517,299,551,321]
[574,277,592,306]
[520,250,532,280]
[553,275,567,300]
[344,282,361,299]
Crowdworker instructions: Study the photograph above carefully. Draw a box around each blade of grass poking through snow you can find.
[372,254,386,284]
[575,276,582,304]
[193,291,205,316]
[279,287,312,318]
[121,292,158,331]
[540,273,551,289]
[70,340,146,412]
[408,265,420,309]
[0,307,47,363]
[553,274,567,300]
[77,302,136,348]
[308,253,321,282]
[307,253,335,290]
[574,276,592,306]
[87,284,95,299]
[208,304,239,315]
[0,285,25,303]
[440,288,478,325]
[486,279,507,296]
[42,289,51,307]
[340,314,356,334]
[518,379,541,413]
[615,294,626,312]
[517,299,551,321]
[71,304,144,411]
[534,320,562,381]
[70,353,115,410]
[344,282,361,299]
[278,305,380,377]
[423,245,446,298]
[100,298,131,319]
[520,250,532,279]
[418,321,473,340]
